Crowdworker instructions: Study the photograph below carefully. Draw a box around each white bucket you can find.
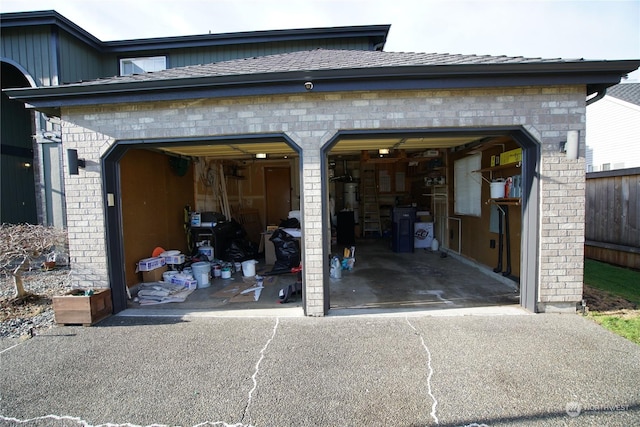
[162,270,179,283]
[191,261,211,288]
[242,260,257,277]
[221,268,231,279]
[490,181,505,199]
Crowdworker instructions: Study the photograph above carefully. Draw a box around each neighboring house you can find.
[0,10,388,226]
[586,82,640,172]
[4,10,639,317]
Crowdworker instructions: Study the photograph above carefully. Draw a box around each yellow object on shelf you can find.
[500,148,522,165]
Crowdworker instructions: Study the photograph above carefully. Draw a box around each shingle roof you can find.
[6,48,639,116]
[606,83,640,106]
[71,48,585,86]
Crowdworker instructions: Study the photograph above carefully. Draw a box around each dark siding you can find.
[1,88,37,224]
[0,26,54,86]
[58,32,108,84]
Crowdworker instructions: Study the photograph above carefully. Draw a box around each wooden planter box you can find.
[53,288,112,326]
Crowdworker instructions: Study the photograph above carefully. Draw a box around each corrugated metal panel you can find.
[0,26,54,86]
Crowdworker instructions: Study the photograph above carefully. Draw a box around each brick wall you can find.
[62,85,586,314]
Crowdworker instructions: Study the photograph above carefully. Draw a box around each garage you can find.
[7,48,637,316]
[324,131,530,313]
[100,125,531,315]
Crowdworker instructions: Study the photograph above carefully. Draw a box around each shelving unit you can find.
[475,161,522,205]
[487,197,521,206]
[474,162,521,181]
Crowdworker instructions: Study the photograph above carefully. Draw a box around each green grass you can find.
[589,313,640,345]
[584,259,640,345]
[584,259,640,305]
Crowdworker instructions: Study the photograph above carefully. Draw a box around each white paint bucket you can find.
[241,260,257,277]
[490,181,505,199]
[221,268,231,279]
[162,270,179,283]
[191,261,211,288]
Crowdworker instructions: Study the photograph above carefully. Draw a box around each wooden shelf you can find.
[474,162,521,174]
[487,198,521,206]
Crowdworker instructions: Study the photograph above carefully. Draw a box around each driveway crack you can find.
[406,316,439,425]
[240,317,280,425]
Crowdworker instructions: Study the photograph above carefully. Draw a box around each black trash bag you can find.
[228,218,247,239]
[269,229,300,271]
[224,239,258,262]
[278,217,300,229]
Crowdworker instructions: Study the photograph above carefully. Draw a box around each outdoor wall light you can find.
[22,162,32,169]
[67,149,86,175]
[256,153,267,159]
[559,130,579,160]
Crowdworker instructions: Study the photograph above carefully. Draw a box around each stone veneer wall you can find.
[61,86,586,315]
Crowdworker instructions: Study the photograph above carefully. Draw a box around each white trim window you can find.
[454,153,482,216]
[119,56,167,76]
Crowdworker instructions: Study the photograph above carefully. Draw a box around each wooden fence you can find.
[585,167,640,269]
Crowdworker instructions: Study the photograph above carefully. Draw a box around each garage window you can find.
[454,153,481,216]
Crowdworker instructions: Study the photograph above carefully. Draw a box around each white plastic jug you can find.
[431,237,439,252]
[330,257,342,279]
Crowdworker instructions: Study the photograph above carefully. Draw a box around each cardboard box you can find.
[53,288,112,326]
[414,222,434,248]
[138,257,165,271]
[161,254,185,265]
[142,264,168,282]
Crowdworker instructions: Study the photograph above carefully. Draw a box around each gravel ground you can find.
[0,267,73,339]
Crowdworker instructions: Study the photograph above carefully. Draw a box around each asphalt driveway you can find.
[0,311,638,426]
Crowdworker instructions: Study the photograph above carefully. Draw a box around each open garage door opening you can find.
[323,128,539,313]
[103,135,306,314]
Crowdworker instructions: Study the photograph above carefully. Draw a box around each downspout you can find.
[586,88,607,106]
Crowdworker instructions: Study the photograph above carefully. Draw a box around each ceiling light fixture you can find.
[256,153,267,159]
[378,148,390,155]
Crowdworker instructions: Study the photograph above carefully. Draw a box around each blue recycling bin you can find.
[391,207,416,253]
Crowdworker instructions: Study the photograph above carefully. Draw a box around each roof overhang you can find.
[0,10,389,53]
[6,59,640,117]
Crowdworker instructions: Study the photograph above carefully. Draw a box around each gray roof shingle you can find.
[70,48,586,86]
[607,83,640,106]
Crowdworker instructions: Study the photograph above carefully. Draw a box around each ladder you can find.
[361,167,382,237]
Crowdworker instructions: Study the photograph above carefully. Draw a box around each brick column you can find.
[62,121,111,289]
[290,130,329,316]
[538,152,586,312]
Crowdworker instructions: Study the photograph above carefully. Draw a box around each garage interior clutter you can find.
[126,135,523,312]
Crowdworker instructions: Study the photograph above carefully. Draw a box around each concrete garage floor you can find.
[123,238,520,316]
[329,238,520,312]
